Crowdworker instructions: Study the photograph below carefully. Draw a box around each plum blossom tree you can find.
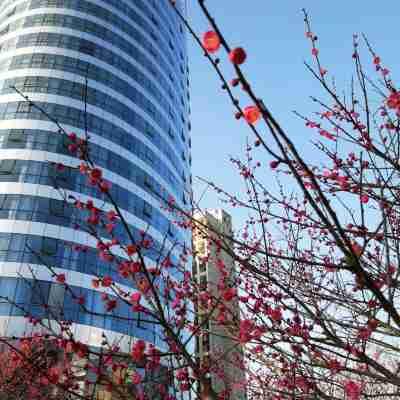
[0,1,399,400]
[172,3,400,399]
[0,337,79,399]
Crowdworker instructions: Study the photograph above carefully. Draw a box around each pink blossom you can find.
[344,380,362,400]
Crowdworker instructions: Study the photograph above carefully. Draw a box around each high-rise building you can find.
[0,0,190,385]
[193,209,246,400]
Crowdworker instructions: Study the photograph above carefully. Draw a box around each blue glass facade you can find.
[0,0,190,348]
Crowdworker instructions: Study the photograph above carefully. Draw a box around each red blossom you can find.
[142,239,152,249]
[243,105,261,125]
[79,163,88,174]
[101,276,113,287]
[231,78,240,87]
[87,213,100,225]
[202,31,221,53]
[131,371,142,385]
[56,274,66,284]
[311,48,319,56]
[90,168,102,181]
[92,279,100,288]
[223,287,237,301]
[130,292,141,304]
[229,47,247,65]
[105,223,115,233]
[99,180,111,193]
[344,380,362,400]
[106,299,117,311]
[99,251,114,263]
[130,261,141,273]
[68,143,77,153]
[68,132,77,141]
[107,210,118,221]
[131,340,146,362]
[387,91,400,110]
[126,244,137,256]
[270,160,280,169]
[360,194,369,204]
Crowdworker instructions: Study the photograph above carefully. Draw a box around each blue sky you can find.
[188,1,400,218]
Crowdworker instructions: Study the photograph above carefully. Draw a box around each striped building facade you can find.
[0,0,191,389]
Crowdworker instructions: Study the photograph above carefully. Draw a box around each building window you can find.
[167,224,174,238]
[7,131,24,144]
[196,240,206,255]
[144,175,153,191]
[0,25,9,37]
[42,237,58,255]
[143,202,152,219]
[202,333,210,352]
[79,43,95,55]
[48,283,66,308]
[200,275,207,291]
[6,7,16,18]
[144,125,154,138]
[16,102,32,113]
[49,199,64,216]
[0,159,15,174]
[199,262,207,273]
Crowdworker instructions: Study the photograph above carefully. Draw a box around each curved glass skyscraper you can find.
[0,0,191,355]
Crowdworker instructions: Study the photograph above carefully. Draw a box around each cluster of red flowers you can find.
[202,31,261,125]
[387,91,400,115]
